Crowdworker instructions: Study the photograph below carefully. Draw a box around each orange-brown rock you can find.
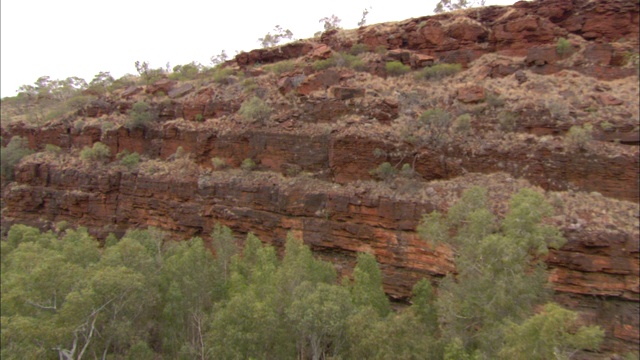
[145,79,176,95]
[456,85,486,103]
[3,123,638,203]
[3,163,638,354]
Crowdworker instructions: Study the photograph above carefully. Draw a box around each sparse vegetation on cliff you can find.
[239,96,272,124]
[386,61,411,76]
[1,1,638,357]
[80,141,111,163]
[125,101,155,130]
[0,136,32,180]
[1,189,605,360]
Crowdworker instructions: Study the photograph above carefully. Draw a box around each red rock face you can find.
[1,0,639,357]
[3,162,638,354]
[4,124,638,203]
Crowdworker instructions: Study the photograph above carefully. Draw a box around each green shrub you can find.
[80,142,111,163]
[265,60,297,74]
[313,53,366,71]
[241,158,257,171]
[419,108,453,147]
[420,108,452,128]
[211,157,228,170]
[239,96,272,123]
[453,114,472,134]
[118,151,140,169]
[55,220,70,232]
[126,101,155,130]
[313,57,337,71]
[349,43,370,55]
[556,37,572,56]
[375,45,387,54]
[498,111,518,132]
[372,148,387,158]
[242,78,258,93]
[399,163,415,178]
[44,144,62,155]
[599,121,614,132]
[565,124,593,150]
[208,67,234,84]
[109,75,137,92]
[169,62,201,81]
[485,92,505,107]
[195,114,204,122]
[341,53,366,71]
[416,63,462,80]
[370,162,397,181]
[1,136,33,180]
[385,61,411,76]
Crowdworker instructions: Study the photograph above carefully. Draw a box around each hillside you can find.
[1,0,639,357]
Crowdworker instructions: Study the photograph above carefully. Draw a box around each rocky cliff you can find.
[1,0,638,356]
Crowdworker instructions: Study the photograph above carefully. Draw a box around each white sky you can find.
[0,0,516,98]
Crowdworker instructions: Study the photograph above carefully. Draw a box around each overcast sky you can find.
[1,0,516,98]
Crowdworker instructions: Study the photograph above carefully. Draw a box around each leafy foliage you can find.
[319,15,341,31]
[434,0,486,13]
[386,61,411,76]
[1,136,33,180]
[499,303,604,360]
[416,187,594,358]
[258,25,293,48]
[370,161,398,181]
[239,96,272,123]
[417,63,462,80]
[1,215,602,359]
[565,123,593,151]
[241,158,257,171]
[80,142,111,163]
[117,150,140,169]
[556,37,573,56]
[125,101,155,130]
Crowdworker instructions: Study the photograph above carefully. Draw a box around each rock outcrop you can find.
[1,0,638,357]
[3,163,638,354]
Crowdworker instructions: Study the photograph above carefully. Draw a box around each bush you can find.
[341,54,366,71]
[211,157,228,170]
[485,92,505,107]
[313,53,366,72]
[118,151,140,169]
[349,43,370,55]
[1,136,33,180]
[265,60,297,75]
[241,158,257,171]
[195,114,204,122]
[385,61,411,76]
[169,62,201,81]
[45,144,62,155]
[312,57,337,71]
[370,162,397,181]
[453,114,471,134]
[556,37,572,56]
[208,67,235,84]
[239,96,272,123]
[126,101,155,130]
[599,121,614,131]
[416,63,462,80]
[80,142,111,163]
[498,111,518,132]
[565,124,593,150]
[399,163,415,178]
[419,108,453,147]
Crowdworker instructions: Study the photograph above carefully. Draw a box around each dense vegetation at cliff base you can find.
[1,187,605,360]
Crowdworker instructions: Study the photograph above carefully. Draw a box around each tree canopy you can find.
[1,194,607,360]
